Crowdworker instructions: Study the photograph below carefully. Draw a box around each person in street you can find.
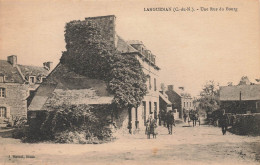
[166,110,175,134]
[145,113,158,138]
[219,109,228,135]
[183,111,187,123]
[158,111,162,126]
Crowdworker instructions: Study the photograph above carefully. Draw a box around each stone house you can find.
[28,15,161,134]
[166,85,195,119]
[0,55,51,123]
[125,40,160,133]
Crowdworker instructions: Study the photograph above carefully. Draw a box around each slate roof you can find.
[219,84,260,101]
[0,60,24,83]
[0,59,49,84]
[170,88,192,99]
[18,64,49,83]
[159,92,172,105]
[28,63,114,111]
[116,35,138,53]
[121,39,160,70]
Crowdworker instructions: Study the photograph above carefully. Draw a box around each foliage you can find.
[198,80,220,115]
[108,53,147,108]
[6,116,27,128]
[12,126,28,140]
[229,114,260,135]
[39,104,112,142]
[54,131,88,144]
[12,116,27,128]
[238,76,251,85]
[60,20,111,79]
[60,19,147,109]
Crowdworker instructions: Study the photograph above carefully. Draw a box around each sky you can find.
[0,0,260,96]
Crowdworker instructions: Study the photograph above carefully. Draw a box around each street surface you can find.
[0,121,259,165]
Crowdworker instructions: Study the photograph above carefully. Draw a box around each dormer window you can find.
[29,76,36,84]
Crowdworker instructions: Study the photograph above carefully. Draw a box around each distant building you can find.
[28,15,161,134]
[0,55,51,122]
[219,84,260,114]
[165,85,195,119]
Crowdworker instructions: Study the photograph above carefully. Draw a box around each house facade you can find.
[0,55,51,122]
[166,85,195,119]
[124,40,161,133]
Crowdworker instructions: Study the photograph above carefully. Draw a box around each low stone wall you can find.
[229,113,260,136]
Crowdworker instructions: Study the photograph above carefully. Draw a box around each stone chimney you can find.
[179,87,185,91]
[168,85,174,91]
[43,61,53,71]
[7,55,17,67]
[85,15,116,50]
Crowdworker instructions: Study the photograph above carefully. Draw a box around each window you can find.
[148,54,151,61]
[142,101,146,125]
[0,76,4,83]
[0,107,6,117]
[0,88,6,97]
[149,101,152,114]
[29,76,35,84]
[154,78,157,91]
[148,76,151,90]
[184,102,185,107]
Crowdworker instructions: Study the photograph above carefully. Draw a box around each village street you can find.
[0,120,259,165]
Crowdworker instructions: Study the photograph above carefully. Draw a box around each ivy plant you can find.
[60,20,147,109]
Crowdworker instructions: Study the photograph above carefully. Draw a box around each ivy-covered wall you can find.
[60,16,147,110]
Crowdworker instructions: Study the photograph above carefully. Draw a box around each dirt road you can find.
[0,122,259,165]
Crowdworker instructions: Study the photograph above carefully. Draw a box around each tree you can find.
[238,76,251,85]
[198,80,220,117]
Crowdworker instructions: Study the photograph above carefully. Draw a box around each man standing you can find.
[166,110,175,134]
[183,111,187,123]
[219,109,228,135]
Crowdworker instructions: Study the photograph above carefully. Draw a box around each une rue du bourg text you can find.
[144,7,238,12]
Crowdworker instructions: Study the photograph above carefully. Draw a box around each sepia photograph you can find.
[0,0,260,164]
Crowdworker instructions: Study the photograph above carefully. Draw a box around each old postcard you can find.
[0,0,259,164]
